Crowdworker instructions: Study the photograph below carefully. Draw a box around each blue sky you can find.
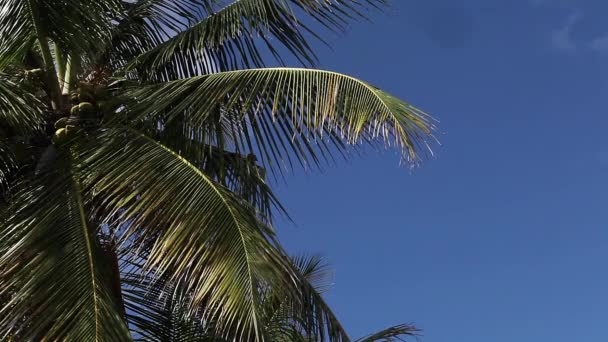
[274,1,608,341]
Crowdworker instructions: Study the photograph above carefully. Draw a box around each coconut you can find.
[54,117,68,129]
[52,128,68,145]
[78,102,95,117]
[70,105,80,117]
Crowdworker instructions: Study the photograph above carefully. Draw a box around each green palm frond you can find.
[127,0,387,79]
[0,142,13,186]
[354,324,419,342]
[0,147,131,340]
[28,0,122,57]
[0,73,45,134]
[124,0,215,36]
[102,0,217,70]
[263,255,349,342]
[0,0,36,68]
[1,0,432,339]
[79,128,300,341]
[136,116,286,220]
[126,68,435,175]
[121,258,216,341]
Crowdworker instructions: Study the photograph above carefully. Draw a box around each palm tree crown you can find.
[0,0,435,340]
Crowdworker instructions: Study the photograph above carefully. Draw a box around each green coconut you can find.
[70,105,80,117]
[54,117,68,129]
[52,128,68,145]
[78,102,95,117]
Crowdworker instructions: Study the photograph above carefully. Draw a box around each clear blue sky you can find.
[274,1,608,341]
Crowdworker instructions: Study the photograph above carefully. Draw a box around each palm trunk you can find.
[26,0,62,110]
[54,44,66,90]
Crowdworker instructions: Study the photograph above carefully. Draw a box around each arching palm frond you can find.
[78,128,299,341]
[128,0,388,79]
[0,148,131,341]
[122,254,348,342]
[126,68,435,176]
[142,119,286,221]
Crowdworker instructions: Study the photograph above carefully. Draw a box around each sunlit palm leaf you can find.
[140,118,286,220]
[126,68,435,175]
[79,128,299,341]
[0,147,131,340]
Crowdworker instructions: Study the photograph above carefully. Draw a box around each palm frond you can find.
[0,141,15,187]
[26,0,122,58]
[136,118,286,220]
[127,0,387,79]
[125,68,435,175]
[101,0,216,70]
[0,147,131,340]
[0,0,36,69]
[0,73,45,134]
[120,258,214,341]
[354,324,420,342]
[263,255,349,342]
[79,127,301,341]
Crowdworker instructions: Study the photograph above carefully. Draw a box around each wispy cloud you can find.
[550,13,580,52]
[589,33,608,53]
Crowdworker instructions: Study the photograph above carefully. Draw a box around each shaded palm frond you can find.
[0,73,46,134]
[126,68,435,176]
[128,0,388,79]
[101,0,217,70]
[0,146,131,340]
[263,255,349,342]
[78,127,300,341]
[354,324,420,342]
[120,256,233,342]
[123,0,215,37]
[0,141,15,187]
[0,0,36,69]
[27,0,122,58]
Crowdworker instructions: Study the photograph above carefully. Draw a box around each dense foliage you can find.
[0,0,434,340]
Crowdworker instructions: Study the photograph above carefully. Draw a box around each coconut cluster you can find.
[52,87,99,146]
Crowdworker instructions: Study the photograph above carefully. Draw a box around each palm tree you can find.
[0,0,435,340]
